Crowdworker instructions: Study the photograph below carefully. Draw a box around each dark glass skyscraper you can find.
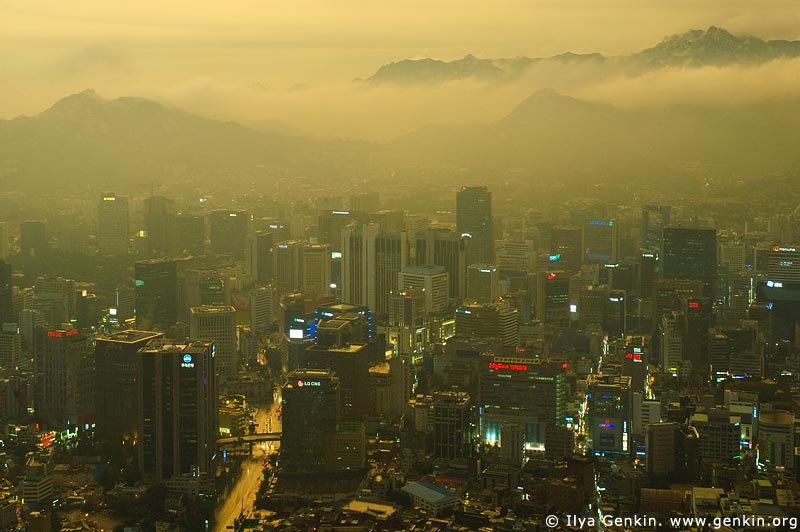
[144,196,177,258]
[0,260,12,326]
[97,193,129,256]
[662,227,717,299]
[135,259,178,331]
[209,209,249,260]
[456,186,494,266]
[95,330,163,442]
[136,339,218,482]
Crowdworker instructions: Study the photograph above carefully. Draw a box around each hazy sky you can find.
[2,0,799,137]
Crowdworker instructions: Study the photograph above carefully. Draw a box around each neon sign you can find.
[488,362,528,372]
[548,254,561,262]
[688,301,700,309]
[297,380,321,387]
[181,353,195,368]
[47,330,78,338]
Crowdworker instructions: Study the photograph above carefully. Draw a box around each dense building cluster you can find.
[1,182,800,531]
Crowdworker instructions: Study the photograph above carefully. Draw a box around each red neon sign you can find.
[47,329,78,338]
[488,362,528,372]
[547,272,557,280]
[688,301,699,309]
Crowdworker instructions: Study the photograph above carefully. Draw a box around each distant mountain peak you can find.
[363,26,800,85]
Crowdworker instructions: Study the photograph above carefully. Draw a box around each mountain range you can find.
[2,29,800,193]
[363,26,800,84]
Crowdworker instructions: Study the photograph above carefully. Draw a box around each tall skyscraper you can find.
[250,286,274,334]
[318,210,368,253]
[20,221,47,257]
[209,209,249,260]
[246,230,274,286]
[0,222,8,260]
[135,259,178,331]
[415,229,468,302]
[302,243,331,299]
[281,369,340,473]
[175,212,206,256]
[136,339,218,482]
[190,306,237,379]
[95,330,163,442]
[274,239,305,295]
[143,196,177,258]
[97,193,129,256]
[342,223,408,314]
[641,204,671,252]
[549,227,583,273]
[432,391,472,460]
[34,326,95,428]
[583,219,619,265]
[587,373,632,455]
[398,265,449,315]
[466,263,500,303]
[662,227,717,299]
[302,341,370,422]
[456,186,494,265]
[387,289,426,354]
[0,260,12,326]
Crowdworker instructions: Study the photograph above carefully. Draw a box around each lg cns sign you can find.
[181,354,195,368]
[297,380,321,388]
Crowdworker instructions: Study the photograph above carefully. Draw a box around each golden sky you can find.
[2,0,799,136]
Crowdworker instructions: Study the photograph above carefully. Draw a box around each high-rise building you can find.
[587,373,632,455]
[143,196,177,258]
[281,368,340,473]
[20,221,47,257]
[274,239,305,295]
[302,243,331,299]
[302,342,370,421]
[97,193,129,256]
[95,330,163,442]
[34,326,95,428]
[480,357,566,451]
[416,229,468,302]
[135,259,178,331]
[457,186,494,265]
[342,224,408,314]
[660,311,685,377]
[536,270,570,327]
[767,245,800,283]
[466,263,500,303]
[646,422,682,478]
[246,230,274,285]
[136,339,218,482]
[34,276,77,323]
[190,306,237,379]
[583,219,619,265]
[0,325,22,367]
[175,212,206,256]
[432,391,472,460]
[641,204,671,252]
[250,287,274,334]
[0,222,8,260]
[318,210,368,253]
[689,407,740,465]
[387,290,426,354]
[757,410,795,472]
[550,226,583,273]
[349,191,380,212]
[662,227,717,299]
[209,209,249,260]
[0,260,12,326]
[398,265,449,314]
[455,301,519,347]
